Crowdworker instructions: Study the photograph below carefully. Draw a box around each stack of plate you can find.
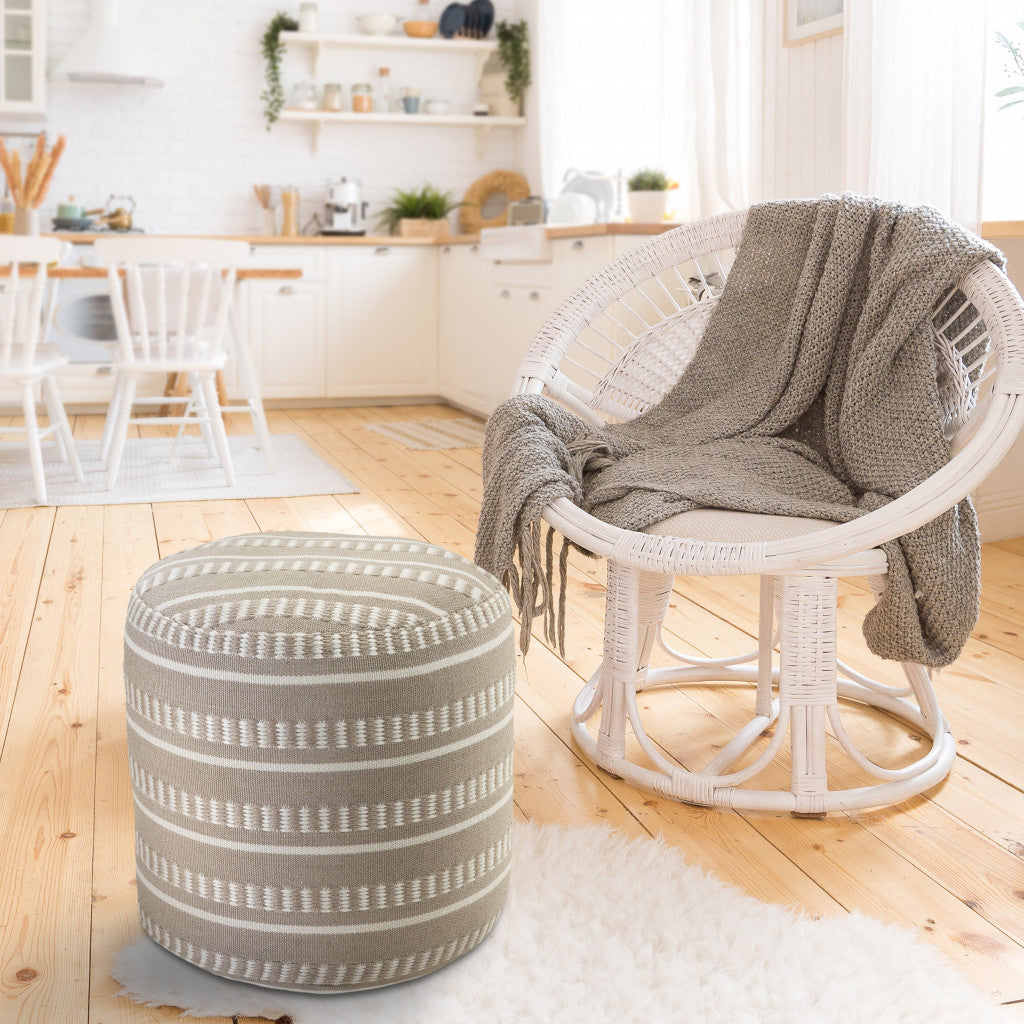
[439,0,493,39]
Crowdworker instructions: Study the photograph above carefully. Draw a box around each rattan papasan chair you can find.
[511,208,1024,815]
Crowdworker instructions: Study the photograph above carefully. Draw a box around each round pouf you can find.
[124,532,515,993]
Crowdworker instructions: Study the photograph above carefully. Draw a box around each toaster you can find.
[507,196,546,227]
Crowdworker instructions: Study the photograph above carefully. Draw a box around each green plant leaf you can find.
[374,183,465,234]
[496,20,531,104]
[996,85,1024,96]
[627,167,670,191]
[261,12,299,129]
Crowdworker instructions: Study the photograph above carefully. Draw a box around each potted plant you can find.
[495,19,531,115]
[376,183,464,240]
[261,11,299,129]
[627,167,673,224]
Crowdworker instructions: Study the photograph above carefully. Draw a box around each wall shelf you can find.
[278,109,525,156]
[280,31,498,80]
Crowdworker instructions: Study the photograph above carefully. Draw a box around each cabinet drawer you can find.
[250,245,328,282]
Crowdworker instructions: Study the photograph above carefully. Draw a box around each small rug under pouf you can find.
[0,434,357,507]
[112,823,1013,1024]
[363,417,486,450]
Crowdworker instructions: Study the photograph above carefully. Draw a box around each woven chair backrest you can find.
[93,237,249,364]
[520,209,1019,457]
[0,235,65,371]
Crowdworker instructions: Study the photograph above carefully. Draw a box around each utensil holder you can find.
[13,209,39,236]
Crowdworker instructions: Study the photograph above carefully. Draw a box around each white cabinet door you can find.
[486,283,555,410]
[438,243,495,417]
[246,280,327,398]
[0,0,44,116]
[327,245,438,397]
[487,236,614,410]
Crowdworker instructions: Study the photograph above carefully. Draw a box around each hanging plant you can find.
[496,19,531,105]
[261,11,299,129]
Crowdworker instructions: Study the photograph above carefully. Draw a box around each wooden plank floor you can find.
[1,402,1024,1022]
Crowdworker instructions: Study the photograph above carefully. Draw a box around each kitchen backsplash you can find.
[29,0,523,234]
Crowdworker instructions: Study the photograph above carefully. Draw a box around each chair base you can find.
[573,566,957,815]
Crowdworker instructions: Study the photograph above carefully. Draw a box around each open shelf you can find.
[279,110,523,127]
[278,30,523,154]
[280,31,497,54]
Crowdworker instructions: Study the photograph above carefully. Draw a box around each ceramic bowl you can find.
[403,19,438,37]
[357,13,398,34]
[424,99,450,115]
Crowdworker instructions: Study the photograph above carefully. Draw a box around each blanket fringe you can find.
[507,520,569,657]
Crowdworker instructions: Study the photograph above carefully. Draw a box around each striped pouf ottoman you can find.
[124,532,515,993]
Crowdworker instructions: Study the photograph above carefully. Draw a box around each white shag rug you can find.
[112,823,1014,1024]
[0,434,357,507]
[363,417,486,450]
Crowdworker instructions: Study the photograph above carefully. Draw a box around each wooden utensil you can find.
[0,133,67,210]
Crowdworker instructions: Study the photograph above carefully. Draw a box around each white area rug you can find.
[363,417,486,450]
[0,434,357,507]
[111,823,1013,1024]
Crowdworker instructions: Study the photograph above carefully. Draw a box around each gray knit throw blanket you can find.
[475,195,1004,667]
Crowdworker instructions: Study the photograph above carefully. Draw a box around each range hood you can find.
[51,0,163,87]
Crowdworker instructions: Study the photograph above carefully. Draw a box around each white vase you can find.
[627,190,669,224]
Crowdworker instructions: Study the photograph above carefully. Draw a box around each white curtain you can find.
[523,0,753,222]
[842,0,989,230]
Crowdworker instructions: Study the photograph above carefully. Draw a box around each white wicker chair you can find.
[513,209,1024,814]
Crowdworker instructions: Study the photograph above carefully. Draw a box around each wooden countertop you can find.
[0,266,302,279]
[981,221,1024,239]
[50,222,681,247]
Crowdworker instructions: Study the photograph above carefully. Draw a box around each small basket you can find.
[398,217,451,240]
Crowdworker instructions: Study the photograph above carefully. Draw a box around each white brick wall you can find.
[18,0,524,234]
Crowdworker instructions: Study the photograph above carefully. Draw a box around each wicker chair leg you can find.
[635,570,674,692]
[756,577,777,718]
[778,575,837,815]
[595,561,641,767]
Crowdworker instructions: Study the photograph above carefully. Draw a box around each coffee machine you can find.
[322,178,368,235]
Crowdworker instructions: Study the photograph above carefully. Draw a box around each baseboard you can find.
[976,488,1024,543]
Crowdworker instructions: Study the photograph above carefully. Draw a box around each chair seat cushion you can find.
[647,508,888,574]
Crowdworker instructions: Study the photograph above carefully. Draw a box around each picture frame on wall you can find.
[784,0,843,46]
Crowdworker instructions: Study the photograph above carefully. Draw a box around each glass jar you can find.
[322,82,344,111]
[351,82,373,113]
[376,67,392,113]
[298,2,318,32]
[289,79,317,110]
[0,190,13,234]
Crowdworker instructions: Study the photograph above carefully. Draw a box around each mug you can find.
[401,95,420,114]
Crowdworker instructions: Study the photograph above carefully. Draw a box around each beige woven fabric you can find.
[125,532,515,993]
[476,195,1001,667]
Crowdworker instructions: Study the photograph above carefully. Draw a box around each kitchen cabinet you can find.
[244,246,328,399]
[247,281,327,399]
[438,242,495,413]
[438,235,614,416]
[326,245,437,397]
[239,243,438,401]
[0,0,44,116]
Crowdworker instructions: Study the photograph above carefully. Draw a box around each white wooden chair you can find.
[94,237,249,491]
[514,209,1024,814]
[0,236,82,505]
